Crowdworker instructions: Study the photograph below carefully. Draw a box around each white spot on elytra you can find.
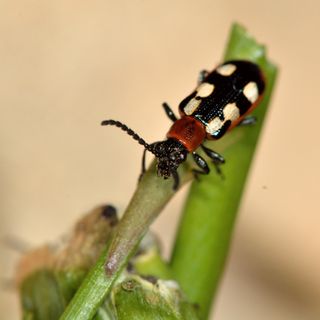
[223,102,240,121]
[216,63,236,76]
[243,81,259,103]
[184,82,214,115]
[206,117,223,135]
[206,102,240,135]
[196,82,215,98]
[184,98,201,115]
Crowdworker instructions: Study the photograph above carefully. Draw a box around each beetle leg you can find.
[198,70,209,84]
[171,170,180,190]
[201,144,225,164]
[237,115,257,127]
[141,147,148,176]
[162,102,178,122]
[192,152,210,180]
[201,144,225,177]
[139,142,158,181]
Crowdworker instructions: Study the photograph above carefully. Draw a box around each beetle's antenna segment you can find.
[101,120,155,154]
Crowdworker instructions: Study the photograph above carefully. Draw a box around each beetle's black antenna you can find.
[101,119,156,154]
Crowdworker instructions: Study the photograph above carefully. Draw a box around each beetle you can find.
[102,60,265,189]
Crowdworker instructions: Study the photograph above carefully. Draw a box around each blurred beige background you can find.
[1,0,320,319]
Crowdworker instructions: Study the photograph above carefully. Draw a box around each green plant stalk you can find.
[59,245,112,320]
[60,165,192,319]
[170,23,278,319]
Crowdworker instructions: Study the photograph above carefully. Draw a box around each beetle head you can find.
[152,139,188,178]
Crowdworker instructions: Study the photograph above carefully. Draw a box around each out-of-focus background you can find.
[1,0,319,319]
